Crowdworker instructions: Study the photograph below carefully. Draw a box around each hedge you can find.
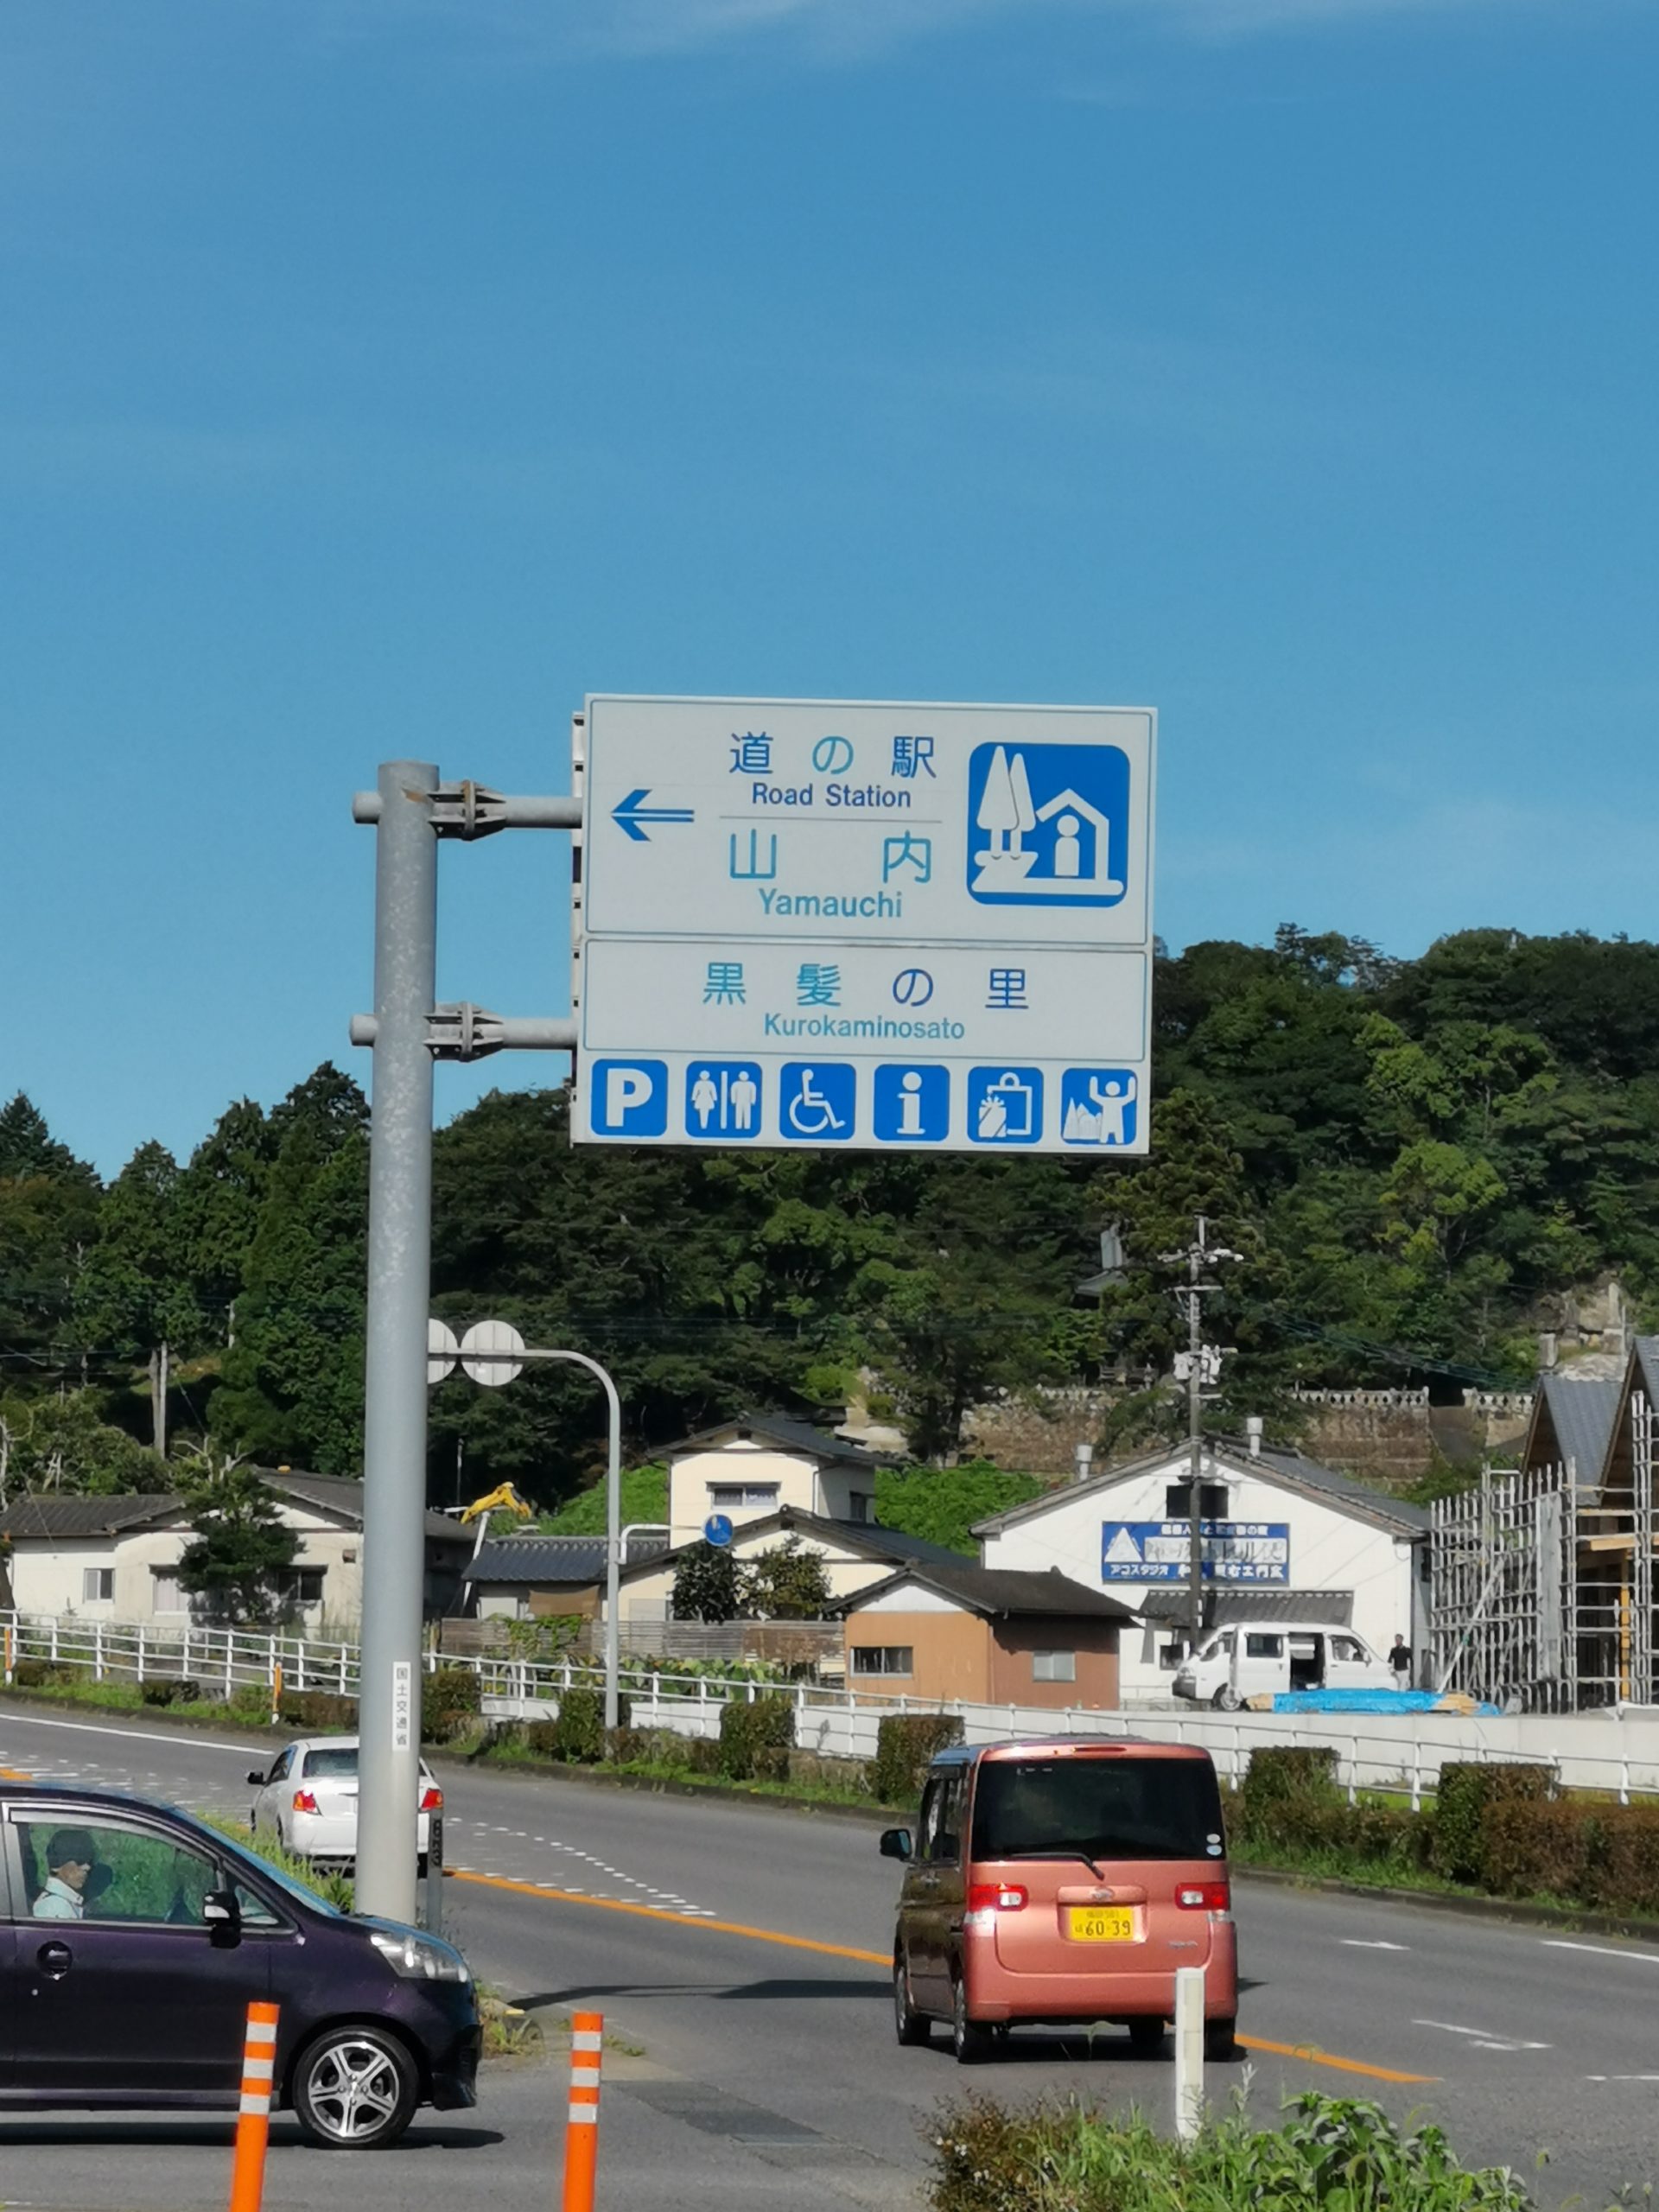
[277,1688,357,1732]
[872,1713,965,1806]
[718,1694,794,1782]
[1433,1761,1553,1884]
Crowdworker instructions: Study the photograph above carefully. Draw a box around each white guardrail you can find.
[7,1608,1659,1810]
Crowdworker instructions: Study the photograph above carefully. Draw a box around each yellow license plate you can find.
[1067,1906,1135,1942]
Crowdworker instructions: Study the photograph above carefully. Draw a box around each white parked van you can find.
[1173,1623,1395,1709]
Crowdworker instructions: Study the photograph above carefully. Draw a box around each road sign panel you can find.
[703,1514,734,1548]
[572,697,1155,1154]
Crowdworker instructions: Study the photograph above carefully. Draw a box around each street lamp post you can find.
[441,1329,625,1730]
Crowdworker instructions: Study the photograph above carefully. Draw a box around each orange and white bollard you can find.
[561,2011,604,2211]
[229,2000,280,2212]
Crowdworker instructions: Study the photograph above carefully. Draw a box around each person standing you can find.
[1389,1634,1413,1691]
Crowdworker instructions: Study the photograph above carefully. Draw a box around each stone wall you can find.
[957,1384,1536,1490]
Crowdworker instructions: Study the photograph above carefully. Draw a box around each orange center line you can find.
[448,1867,1439,2084]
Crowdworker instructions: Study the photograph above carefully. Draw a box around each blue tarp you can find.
[1270,1688,1501,1716]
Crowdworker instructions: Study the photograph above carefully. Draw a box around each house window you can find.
[279,1568,326,1607]
[151,1571,186,1614]
[707,1484,779,1508]
[847,1493,871,1524]
[1164,1482,1230,1520]
[81,1567,114,1605]
[1032,1649,1077,1683]
[851,1645,912,1677]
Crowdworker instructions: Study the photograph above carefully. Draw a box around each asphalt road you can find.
[3,1706,1658,2210]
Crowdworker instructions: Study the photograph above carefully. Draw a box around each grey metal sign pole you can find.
[349,767,579,1927]
[356,760,440,1925]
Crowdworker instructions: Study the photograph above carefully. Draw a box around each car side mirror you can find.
[879,1827,913,1862]
[204,1889,241,1946]
[246,1770,269,1786]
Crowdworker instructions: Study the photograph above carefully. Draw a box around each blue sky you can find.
[3,0,1654,1176]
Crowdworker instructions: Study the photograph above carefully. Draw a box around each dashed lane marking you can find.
[448,1868,1440,2082]
[1543,1939,1659,1966]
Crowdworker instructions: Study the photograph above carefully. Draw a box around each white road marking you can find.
[1587,2075,1659,2082]
[0,1713,251,1752]
[1543,1939,1659,1966]
[1414,2020,1550,2052]
[1341,1939,1408,1951]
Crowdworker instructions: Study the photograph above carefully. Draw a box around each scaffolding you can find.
[1431,1383,1658,1709]
[1432,1465,1581,1712]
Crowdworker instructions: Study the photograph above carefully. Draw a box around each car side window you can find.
[16,1816,219,1926]
[1244,1632,1283,1660]
[917,1778,944,1861]
[935,1776,963,1864]
[267,1747,294,1785]
[1331,1635,1363,1662]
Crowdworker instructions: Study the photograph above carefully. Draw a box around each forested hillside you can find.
[5,925,1659,1510]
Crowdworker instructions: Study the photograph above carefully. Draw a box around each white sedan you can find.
[247,1736,442,1872]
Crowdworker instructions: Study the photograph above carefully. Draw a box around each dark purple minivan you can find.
[0,1783,479,2148]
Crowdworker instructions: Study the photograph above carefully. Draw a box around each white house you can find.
[974,1438,1429,1704]
[0,1471,473,1631]
[612,1504,967,1633]
[661,1414,887,1547]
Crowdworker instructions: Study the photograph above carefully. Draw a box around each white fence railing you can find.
[9,1608,1659,1808]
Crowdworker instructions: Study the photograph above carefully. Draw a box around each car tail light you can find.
[292,1789,320,1815]
[967,1881,1028,1913]
[1175,1880,1230,1910]
[420,1784,443,1812]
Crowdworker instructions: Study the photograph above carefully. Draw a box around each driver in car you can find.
[34,1828,100,1919]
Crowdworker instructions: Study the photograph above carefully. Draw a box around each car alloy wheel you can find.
[292,2025,418,2149]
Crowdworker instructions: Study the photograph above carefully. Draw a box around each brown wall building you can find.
[838,1565,1135,1710]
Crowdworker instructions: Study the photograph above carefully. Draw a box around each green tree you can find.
[72,1142,201,1450]
[0,1389,169,1502]
[671,1541,741,1623]
[0,1096,101,1390]
[176,1459,298,1625]
[211,1077,369,1474]
[173,1099,279,1341]
[874,1462,1047,1555]
[741,1537,832,1619]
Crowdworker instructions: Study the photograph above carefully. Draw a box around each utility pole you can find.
[1160,1216,1241,1648]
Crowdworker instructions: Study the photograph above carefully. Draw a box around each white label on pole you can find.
[461,1318,526,1387]
[391,1660,414,1752]
[572,696,1155,1155]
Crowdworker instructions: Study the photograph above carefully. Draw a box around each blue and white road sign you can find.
[966,1065,1045,1145]
[779,1061,856,1142]
[572,697,1156,1154]
[873,1064,950,1143]
[703,1514,734,1548]
[684,1060,763,1139]
[966,742,1130,908]
[588,1059,669,1137]
[1059,1067,1139,1147]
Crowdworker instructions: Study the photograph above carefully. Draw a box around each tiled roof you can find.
[665,1412,891,1473]
[465,1536,610,1585]
[839,1564,1137,1622]
[257,1470,474,1546]
[0,1494,181,1541]
[1137,1588,1355,1626]
[1535,1376,1622,1484]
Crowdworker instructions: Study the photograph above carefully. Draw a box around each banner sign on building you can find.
[571,696,1155,1154]
[1101,1520,1291,1585]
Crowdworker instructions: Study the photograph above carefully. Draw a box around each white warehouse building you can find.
[973,1437,1430,1705]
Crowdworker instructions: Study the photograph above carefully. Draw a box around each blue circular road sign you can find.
[703,1513,734,1548]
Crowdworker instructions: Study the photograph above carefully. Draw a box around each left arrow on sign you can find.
[611,787,696,842]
